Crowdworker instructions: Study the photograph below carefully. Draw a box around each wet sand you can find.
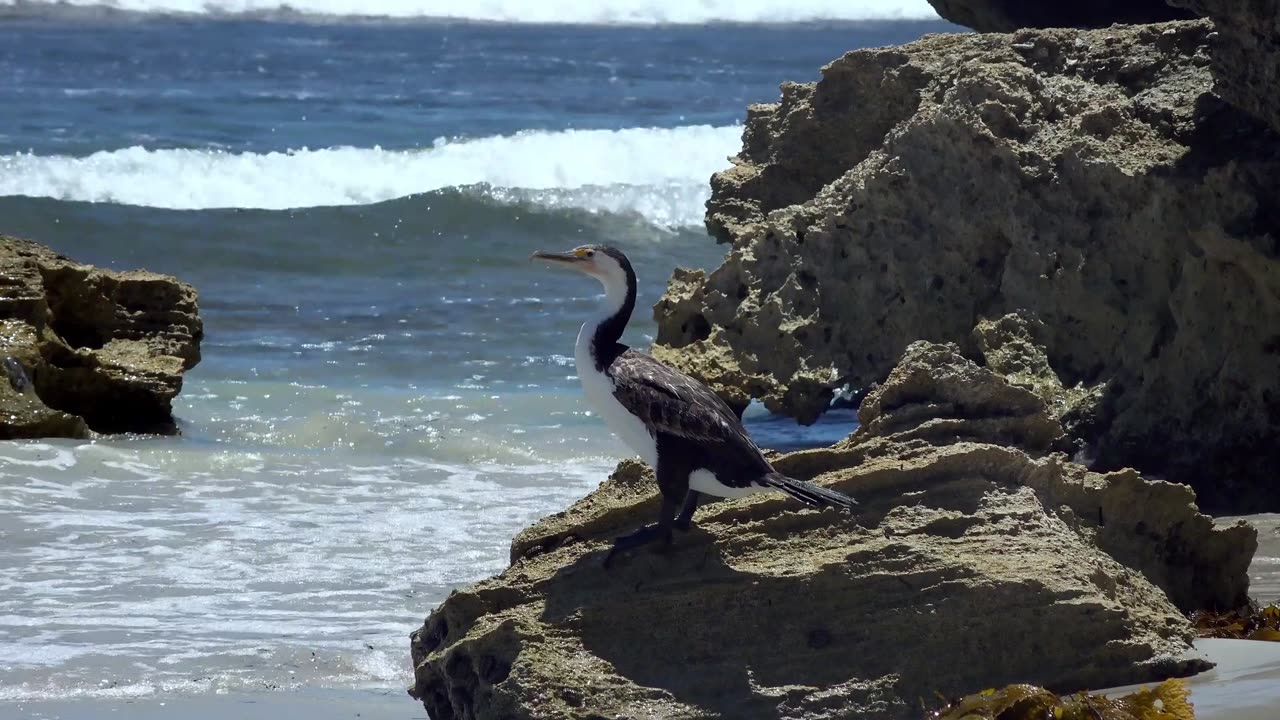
[1102,639,1280,719]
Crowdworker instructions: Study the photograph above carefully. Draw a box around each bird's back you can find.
[606,348,770,474]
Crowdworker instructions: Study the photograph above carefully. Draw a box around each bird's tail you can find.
[762,472,857,512]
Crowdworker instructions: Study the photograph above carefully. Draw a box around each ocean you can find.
[0,3,959,706]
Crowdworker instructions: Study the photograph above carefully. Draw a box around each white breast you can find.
[575,323,658,468]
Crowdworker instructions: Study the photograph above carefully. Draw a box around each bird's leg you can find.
[673,490,701,532]
[603,495,677,568]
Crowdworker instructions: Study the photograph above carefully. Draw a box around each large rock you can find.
[656,21,1280,512]
[925,0,1194,32]
[850,337,1255,615]
[1170,0,1280,133]
[0,236,202,436]
[408,333,1256,720]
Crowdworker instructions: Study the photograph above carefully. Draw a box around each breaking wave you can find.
[0,125,740,227]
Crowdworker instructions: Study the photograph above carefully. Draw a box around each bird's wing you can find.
[608,350,759,450]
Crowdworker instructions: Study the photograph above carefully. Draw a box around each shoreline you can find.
[6,640,1278,720]
[0,687,417,720]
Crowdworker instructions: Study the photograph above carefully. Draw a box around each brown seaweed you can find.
[1192,602,1280,641]
[926,677,1194,720]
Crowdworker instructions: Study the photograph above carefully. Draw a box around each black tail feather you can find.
[763,473,857,511]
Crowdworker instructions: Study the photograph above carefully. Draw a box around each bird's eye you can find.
[585,250,595,257]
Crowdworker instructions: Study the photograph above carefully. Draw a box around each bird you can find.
[531,244,857,567]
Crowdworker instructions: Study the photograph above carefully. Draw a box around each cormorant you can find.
[532,244,856,566]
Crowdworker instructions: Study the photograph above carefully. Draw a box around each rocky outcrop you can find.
[1170,0,1280,134]
[408,332,1257,720]
[657,21,1280,512]
[849,336,1256,614]
[0,236,202,437]
[925,0,1194,32]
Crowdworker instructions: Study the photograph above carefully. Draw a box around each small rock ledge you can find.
[0,235,203,437]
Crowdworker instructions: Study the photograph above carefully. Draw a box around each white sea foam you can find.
[0,433,613,701]
[0,125,739,225]
[0,0,941,24]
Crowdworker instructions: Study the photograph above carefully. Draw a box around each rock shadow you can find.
[537,497,1127,719]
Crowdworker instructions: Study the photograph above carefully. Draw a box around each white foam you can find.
[0,0,941,24]
[0,125,740,225]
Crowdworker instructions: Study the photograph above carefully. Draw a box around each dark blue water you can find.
[1,19,954,154]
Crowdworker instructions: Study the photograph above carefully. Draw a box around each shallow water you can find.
[1224,514,1280,604]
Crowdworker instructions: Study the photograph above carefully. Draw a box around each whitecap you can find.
[0,125,740,216]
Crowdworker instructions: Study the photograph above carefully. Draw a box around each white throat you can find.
[599,271,630,323]
[572,272,655,467]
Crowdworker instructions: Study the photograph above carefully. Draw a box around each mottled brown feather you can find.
[607,350,761,454]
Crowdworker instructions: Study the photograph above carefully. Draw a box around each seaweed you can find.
[925,677,1194,720]
[1191,602,1280,641]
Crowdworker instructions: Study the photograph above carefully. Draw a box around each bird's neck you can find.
[581,269,635,372]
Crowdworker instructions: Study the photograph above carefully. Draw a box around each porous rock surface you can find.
[408,332,1257,720]
[0,235,202,437]
[654,21,1280,512]
[925,0,1194,32]
[1170,0,1280,134]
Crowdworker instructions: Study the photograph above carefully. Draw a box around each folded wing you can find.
[608,350,760,453]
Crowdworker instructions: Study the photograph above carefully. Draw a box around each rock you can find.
[658,21,1280,512]
[0,235,203,437]
[850,337,1256,615]
[853,336,1069,452]
[925,0,1195,32]
[1169,0,1280,134]
[971,313,1108,442]
[0,321,89,438]
[408,335,1256,720]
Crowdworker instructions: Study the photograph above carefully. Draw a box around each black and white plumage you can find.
[532,244,856,566]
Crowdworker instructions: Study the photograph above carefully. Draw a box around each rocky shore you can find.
[410,2,1276,717]
[410,316,1257,719]
[654,13,1279,513]
[0,235,203,438]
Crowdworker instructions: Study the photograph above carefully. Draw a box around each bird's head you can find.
[530,244,634,296]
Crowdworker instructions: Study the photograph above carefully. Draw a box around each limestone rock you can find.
[971,313,1108,441]
[0,235,203,437]
[658,21,1280,512]
[925,0,1194,32]
[854,338,1068,452]
[408,338,1256,720]
[848,335,1256,614]
[1170,0,1280,133]
[0,322,88,437]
